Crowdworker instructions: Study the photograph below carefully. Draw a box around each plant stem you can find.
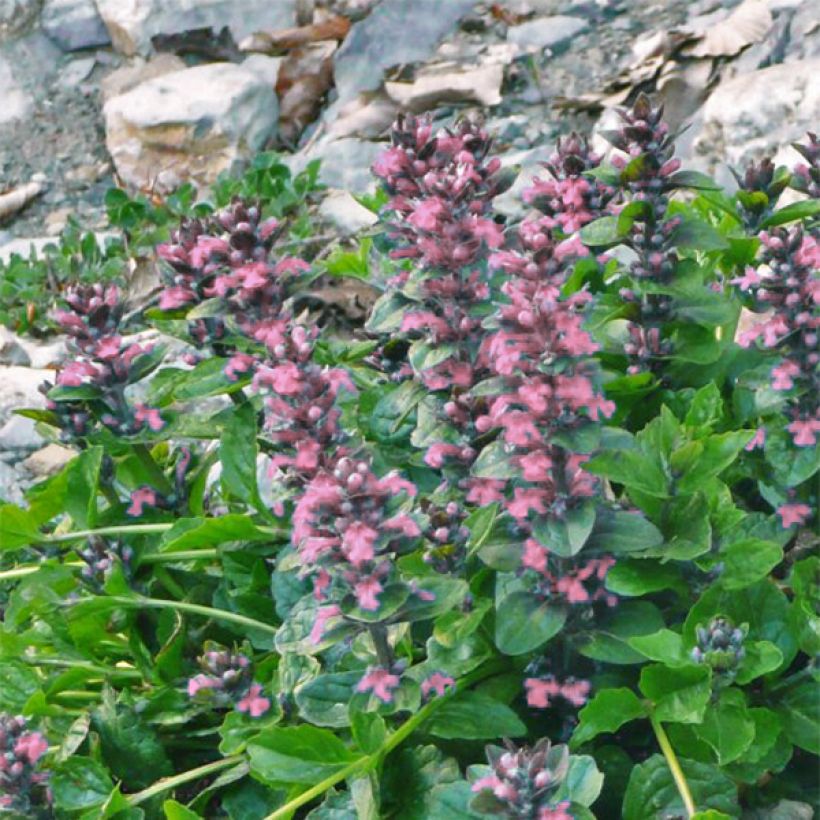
[127,755,244,806]
[103,596,279,636]
[40,522,287,544]
[263,658,506,820]
[368,623,393,668]
[21,657,142,680]
[140,549,219,564]
[650,712,696,818]
[133,443,175,495]
[153,565,187,599]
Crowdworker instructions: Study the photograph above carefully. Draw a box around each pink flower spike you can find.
[383,513,421,537]
[341,521,378,566]
[357,668,401,703]
[560,679,591,707]
[187,674,221,697]
[354,575,383,611]
[787,418,820,447]
[127,486,158,517]
[771,360,801,391]
[777,503,812,528]
[421,672,456,699]
[236,683,271,718]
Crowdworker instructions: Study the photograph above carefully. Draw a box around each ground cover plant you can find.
[0,97,817,819]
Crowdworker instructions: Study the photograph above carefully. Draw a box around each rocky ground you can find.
[0,0,818,499]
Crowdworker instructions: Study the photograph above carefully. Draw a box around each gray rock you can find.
[332,0,477,104]
[287,137,383,193]
[0,0,40,39]
[0,328,32,367]
[95,0,297,56]
[103,62,279,193]
[240,54,285,87]
[506,15,589,52]
[41,0,111,51]
[0,414,44,452]
[0,460,24,504]
[0,366,50,427]
[319,189,378,236]
[0,55,33,125]
[57,55,95,88]
[695,57,820,166]
[100,53,186,102]
[22,443,75,477]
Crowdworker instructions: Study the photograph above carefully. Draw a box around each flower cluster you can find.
[603,93,688,373]
[292,456,422,617]
[419,496,470,573]
[471,739,572,819]
[77,536,133,589]
[791,132,820,199]
[691,617,747,685]
[731,157,790,231]
[248,318,355,488]
[42,284,164,440]
[186,646,270,718]
[734,226,819,450]
[157,199,307,348]
[524,133,615,234]
[0,714,51,817]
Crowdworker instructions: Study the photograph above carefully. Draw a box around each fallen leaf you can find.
[276,41,338,144]
[239,15,351,53]
[680,0,772,58]
[151,26,241,60]
[385,61,504,110]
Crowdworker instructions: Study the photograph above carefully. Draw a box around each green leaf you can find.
[584,450,669,497]
[640,665,711,723]
[164,800,203,819]
[623,755,739,819]
[669,170,722,190]
[422,692,526,740]
[671,217,729,251]
[51,757,114,812]
[248,725,359,785]
[760,199,820,228]
[471,440,520,480]
[218,709,282,755]
[779,682,819,754]
[220,402,264,512]
[579,601,665,665]
[572,688,647,747]
[579,215,622,246]
[464,504,499,555]
[719,538,783,589]
[65,445,103,528]
[323,237,372,279]
[586,509,665,553]
[605,559,684,596]
[0,662,40,710]
[494,589,567,655]
[160,515,271,551]
[684,383,723,429]
[296,672,360,728]
[694,688,755,764]
[351,711,387,754]
[629,629,689,666]
[552,755,604,807]
[0,504,39,551]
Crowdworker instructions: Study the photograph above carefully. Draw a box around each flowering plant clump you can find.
[0,114,817,819]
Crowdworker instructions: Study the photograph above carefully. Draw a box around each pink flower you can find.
[520,451,553,482]
[732,267,762,291]
[409,198,445,231]
[187,674,220,696]
[354,575,383,610]
[96,336,122,360]
[507,488,549,519]
[158,286,196,310]
[341,522,378,566]
[472,774,503,794]
[787,418,820,447]
[127,486,158,517]
[134,404,164,432]
[771,360,801,391]
[237,683,271,718]
[310,604,342,645]
[225,352,257,381]
[383,514,421,537]
[357,667,400,703]
[524,677,561,708]
[377,473,417,497]
[522,539,549,574]
[424,442,463,468]
[421,672,456,699]
[560,678,591,707]
[13,733,48,765]
[465,478,506,505]
[539,802,573,820]
[777,503,812,528]
[745,427,766,451]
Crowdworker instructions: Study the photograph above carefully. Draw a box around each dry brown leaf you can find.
[656,58,715,127]
[385,61,504,110]
[680,0,772,58]
[489,3,531,26]
[276,41,337,144]
[239,14,350,53]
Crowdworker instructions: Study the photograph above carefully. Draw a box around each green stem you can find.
[21,657,142,680]
[1,550,221,584]
[153,565,187,599]
[40,522,286,544]
[101,596,279,636]
[650,712,696,818]
[133,443,174,495]
[127,755,244,807]
[263,659,506,820]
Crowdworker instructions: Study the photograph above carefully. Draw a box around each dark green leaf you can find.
[572,688,646,747]
[51,758,114,812]
[639,665,711,723]
[494,590,567,655]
